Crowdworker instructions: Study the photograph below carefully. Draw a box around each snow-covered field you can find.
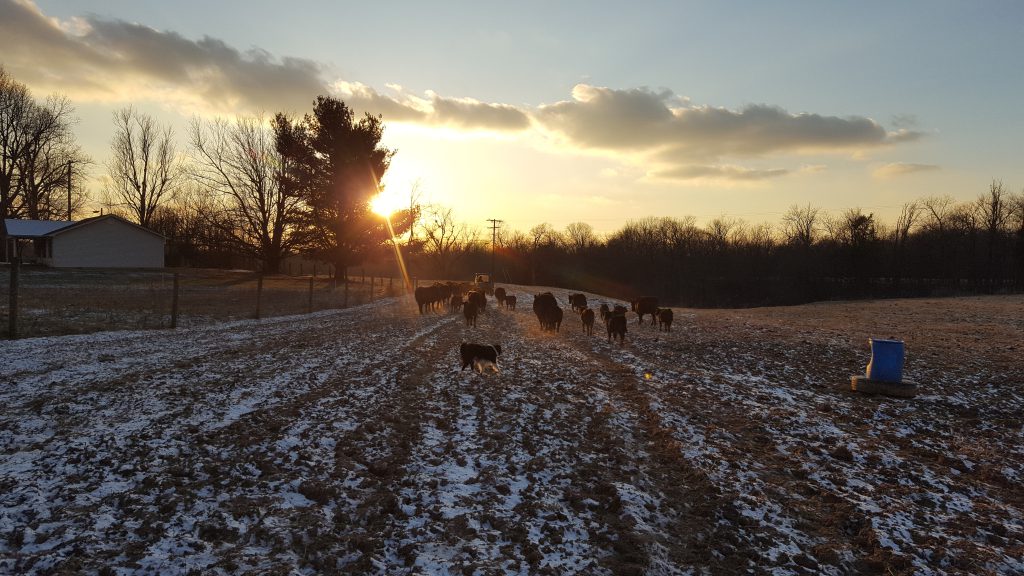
[1,288,1022,575]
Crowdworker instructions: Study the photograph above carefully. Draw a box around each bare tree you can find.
[1011,189,1024,281]
[976,180,1010,236]
[420,205,477,277]
[829,208,877,248]
[563,221,598,254]
[746,222,777,253]
[893,201,921,247]
[949,201,980,236]
[821,212,844,244]
[528,223,562,284]
[1010,189,1024,239]
[529,223,562,250]
[781,203,820,249]
[104,107,182,228]
[17,96,91,220]
[189,115,305,273]
[0,67,88,221]
[705,216,741,252]
[889,201,921,287]
[0,67,33,219]
[922,195,955,234]
[406,178,424,246]
[975,180,1011,281]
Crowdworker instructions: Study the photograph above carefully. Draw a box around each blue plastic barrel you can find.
[866,338,904,382]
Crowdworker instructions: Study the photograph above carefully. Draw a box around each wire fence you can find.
[1,262,407,339]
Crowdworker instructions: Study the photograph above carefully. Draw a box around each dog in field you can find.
[473,358,499,374]
[459,342,502,373]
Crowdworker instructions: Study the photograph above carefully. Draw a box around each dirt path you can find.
[1,290,1022,574]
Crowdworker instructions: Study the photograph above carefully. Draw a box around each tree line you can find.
[417,185,1024,306]
[3,66,1023,305]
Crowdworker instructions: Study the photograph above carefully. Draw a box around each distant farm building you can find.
[1,215,165,268]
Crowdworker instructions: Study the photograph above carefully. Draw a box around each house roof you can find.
[49,214,165,240]
[3,215,165,240]
[3,219,75,238]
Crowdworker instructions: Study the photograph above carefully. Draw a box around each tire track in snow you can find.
[376,298,646,574]
[1,297,460,573]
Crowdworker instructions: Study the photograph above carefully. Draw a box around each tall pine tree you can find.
[278,96,412,275]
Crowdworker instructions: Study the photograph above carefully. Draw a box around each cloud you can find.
[0,0,325,113]
[0,0,529,131]
[890,114,919,129]
[535,84,928,186]
[428,93,530,131]
[332,82,529,131]
[651,164,790,182]
[873,162,941,178]
[0,1,925,184]
[537,84,923,159]
[330,81,429,123]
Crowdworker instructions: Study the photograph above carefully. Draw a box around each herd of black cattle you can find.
[413,282,674,343]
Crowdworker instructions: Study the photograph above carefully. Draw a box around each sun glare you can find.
[370,190,404,217]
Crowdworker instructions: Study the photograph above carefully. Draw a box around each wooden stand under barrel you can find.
[850,338,918,398]
[850,375,918,398]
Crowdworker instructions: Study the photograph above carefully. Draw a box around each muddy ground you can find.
[1,288,1022,575]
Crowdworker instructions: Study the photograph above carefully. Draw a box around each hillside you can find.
[1,289,1022,575]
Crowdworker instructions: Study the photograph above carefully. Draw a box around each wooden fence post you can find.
[370,276,375,302]
[8,257,19,340]
[170,273,180,329]
[308,276,314,313]
[255,274,263,319]
[343,266,349,308]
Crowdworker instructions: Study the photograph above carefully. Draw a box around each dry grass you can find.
[0,266,403,338]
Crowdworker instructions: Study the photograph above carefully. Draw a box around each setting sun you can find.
[370,190,405,217]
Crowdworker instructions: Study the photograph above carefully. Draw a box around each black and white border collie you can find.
[459,342,501,374]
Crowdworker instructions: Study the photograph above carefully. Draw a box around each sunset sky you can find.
[3,0,1023,234]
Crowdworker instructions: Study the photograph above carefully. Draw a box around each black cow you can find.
[467,290,486,312]
[533,292,559,331]
[505,295,517,310]
[581,307,595,336]
[608,314,627,344]
[463,299,478,327]
[569,293,588,313]
[414,285,435,314]
[657,308,674,332]
[414,283,452,314]
[494,287,507,308]
[631,297,659,325]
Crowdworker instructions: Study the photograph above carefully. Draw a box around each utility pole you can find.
[67,161,73,221]
[486,218,503,278]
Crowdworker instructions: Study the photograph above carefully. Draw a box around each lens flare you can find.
[368,167,412,292]
[370,190,403,217]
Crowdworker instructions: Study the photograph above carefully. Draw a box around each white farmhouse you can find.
[1,215,165,268]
